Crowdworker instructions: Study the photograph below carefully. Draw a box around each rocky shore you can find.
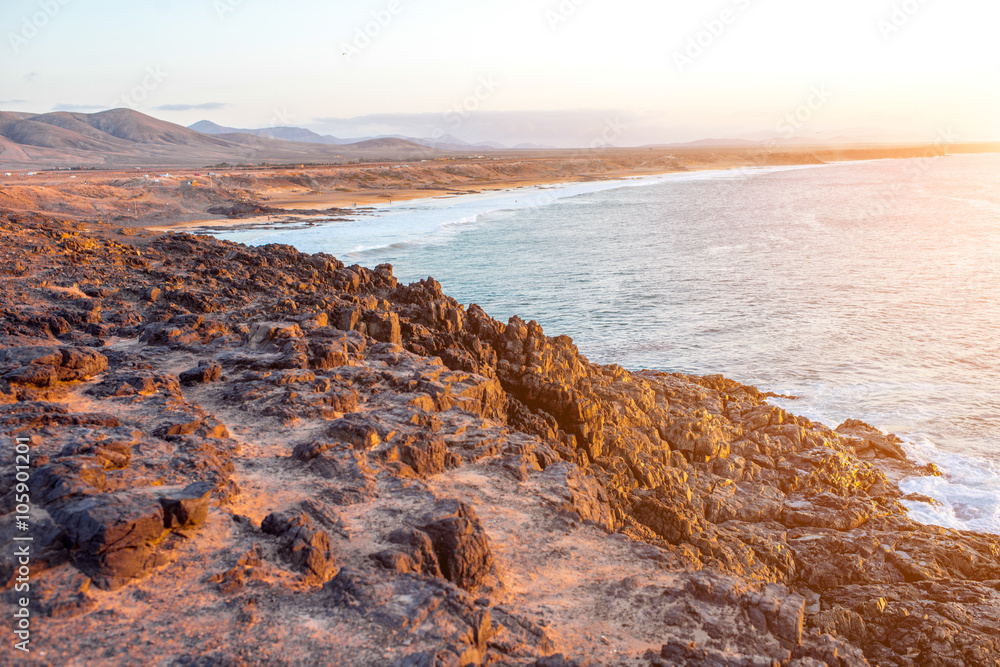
[1,211,999,666]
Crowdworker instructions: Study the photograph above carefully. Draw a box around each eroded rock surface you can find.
[1,211,998,665]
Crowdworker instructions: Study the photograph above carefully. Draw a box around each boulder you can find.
[420,500,494,591]
[261,511,336,582]
[52,492,167,589]
[159,481,213,529]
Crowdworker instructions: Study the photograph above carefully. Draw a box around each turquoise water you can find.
[211,154,1000,533]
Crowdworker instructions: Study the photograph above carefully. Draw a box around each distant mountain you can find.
[189,120,352,145]
[643,138,758,149]
[0,109,443,168]
[189,120,511,152]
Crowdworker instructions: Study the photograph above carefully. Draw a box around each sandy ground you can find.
[3,143,996,235]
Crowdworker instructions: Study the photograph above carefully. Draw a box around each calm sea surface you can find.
[211,154,1000,533]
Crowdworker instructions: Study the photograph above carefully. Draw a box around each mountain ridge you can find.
[0,109,443,168]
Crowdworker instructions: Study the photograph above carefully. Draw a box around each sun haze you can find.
[2,0,997,145]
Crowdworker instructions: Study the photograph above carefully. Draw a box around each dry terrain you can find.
[0,208,998,666]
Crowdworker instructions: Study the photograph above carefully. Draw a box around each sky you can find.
[2,0,999,146]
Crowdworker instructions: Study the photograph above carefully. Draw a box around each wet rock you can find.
[836,419,907,461]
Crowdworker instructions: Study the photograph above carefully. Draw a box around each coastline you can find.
[142,168,696,234]
[4,142,990,236]
[146,162,828,235]
[154,155,1000,539]
[2,209,999,665]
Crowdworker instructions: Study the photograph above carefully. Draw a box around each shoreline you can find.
[3,143,994,235]
[146,161,831,235]
[143,169,695,233]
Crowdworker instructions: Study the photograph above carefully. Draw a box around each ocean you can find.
[209,153,1000,535]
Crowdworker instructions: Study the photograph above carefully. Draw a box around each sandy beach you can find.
[5,142,996,236]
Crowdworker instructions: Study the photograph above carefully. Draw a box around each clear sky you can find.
[2,0,998,146]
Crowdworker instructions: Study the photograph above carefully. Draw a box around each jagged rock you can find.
[179,362,222,385]
[51,492,168,589]
[159,481,213,529]
[261,511,336,581]
[373,527,443,577]
[57,440,131,470]
[420,501,494,591]
[541,461,615,531]
[398,433,448,477]
[748,584,806,645]
[658,638,778,667]
[836,419,908,461]
[291,440,338,462]
[31,457,108,505]
[327,416,382,450]
[3,209,1000,665]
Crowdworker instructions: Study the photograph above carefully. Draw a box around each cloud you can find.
[52,103,108,111]
[23,72,38,82]
[154,102,230,111]
[0,99,28,105]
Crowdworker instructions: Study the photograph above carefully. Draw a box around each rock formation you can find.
[1,210,998,666]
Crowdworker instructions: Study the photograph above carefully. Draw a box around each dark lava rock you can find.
[261,511,336,581]
[159,481,213,529]
[420,500,494,591]
[52,492,168,590]
[179,362,222,385]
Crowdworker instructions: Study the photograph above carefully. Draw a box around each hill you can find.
[0,109,441,168]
